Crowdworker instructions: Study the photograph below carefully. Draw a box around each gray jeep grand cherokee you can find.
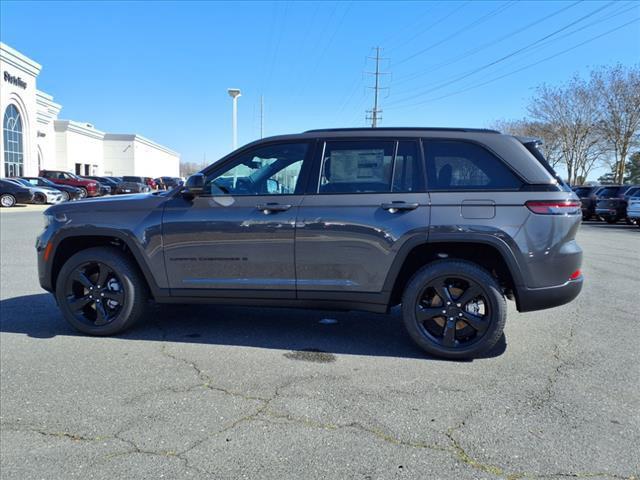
[37,128,583,359]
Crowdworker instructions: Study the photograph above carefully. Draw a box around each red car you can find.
[143,177,157,190]
[40,170,99,198]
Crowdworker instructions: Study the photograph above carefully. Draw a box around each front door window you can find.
[204,143,309,196]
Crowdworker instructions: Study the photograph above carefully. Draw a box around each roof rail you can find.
[303,127,501,134]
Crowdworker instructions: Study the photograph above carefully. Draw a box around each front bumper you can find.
[516,277,583,312]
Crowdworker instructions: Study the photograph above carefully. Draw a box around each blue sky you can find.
[1,0,639,177]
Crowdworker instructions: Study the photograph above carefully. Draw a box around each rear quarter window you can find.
[423,140,522,190]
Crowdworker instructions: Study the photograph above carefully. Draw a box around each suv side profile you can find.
[37,128,583,359]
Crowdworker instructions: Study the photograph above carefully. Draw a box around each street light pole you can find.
[227,88,241,150]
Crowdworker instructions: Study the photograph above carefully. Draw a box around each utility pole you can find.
[366,47,389,128]
[260,95,264,139]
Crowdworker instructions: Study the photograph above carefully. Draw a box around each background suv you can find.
[37,128,583,359]
[40,170,99,198]
[595,185,640,224]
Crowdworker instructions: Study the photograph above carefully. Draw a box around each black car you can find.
[0,178,34,207]
[595,185,640,224]
[37,127,583,359]
[572,185,602,220]
[158,176,182,190]
[21,177,83,201]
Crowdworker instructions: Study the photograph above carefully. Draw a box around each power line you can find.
[387,1,471,54]
[391,0,583,87]
[365,47,390,128]
[387,17,640,111]
[391,0,516,67]
[386,0,617,107]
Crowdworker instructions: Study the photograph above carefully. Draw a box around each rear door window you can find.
[423,140,522,190]
[318,140,423,193]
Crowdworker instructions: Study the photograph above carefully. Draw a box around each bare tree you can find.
[591,64,640,184]
[527,75,604,185]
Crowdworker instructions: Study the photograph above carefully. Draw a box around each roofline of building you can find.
[0,42,42,77]
[103,133,179,157]
[54,120,105,140]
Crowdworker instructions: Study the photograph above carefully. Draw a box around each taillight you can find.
[525,200,581,215]
[569,269,581,280]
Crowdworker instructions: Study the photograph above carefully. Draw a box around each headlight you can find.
[44,214,54,228]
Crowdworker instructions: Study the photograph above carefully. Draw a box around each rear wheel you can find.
[33,192,47,204]
[0,194,16,207]
[55,247,148,335]
[401,260,506,359]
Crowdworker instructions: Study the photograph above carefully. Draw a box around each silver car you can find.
[6,178,63,204]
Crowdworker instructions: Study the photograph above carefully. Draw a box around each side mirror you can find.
[185,173,205,196]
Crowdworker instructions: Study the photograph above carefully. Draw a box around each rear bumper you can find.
[516,277,583,312]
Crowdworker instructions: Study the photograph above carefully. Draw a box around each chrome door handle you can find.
[381,202,419,213]
[256,203,292,214]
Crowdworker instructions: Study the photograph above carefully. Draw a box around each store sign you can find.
[3,71,27,89]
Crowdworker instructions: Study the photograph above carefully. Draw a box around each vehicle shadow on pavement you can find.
[0,293,506,361]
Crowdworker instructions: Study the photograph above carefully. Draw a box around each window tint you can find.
[319,141,395,193]
[205,143,308,196]
[424,140,521,190]
[392,141,422,192]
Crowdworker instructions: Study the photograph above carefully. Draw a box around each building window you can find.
[3,105,24,177]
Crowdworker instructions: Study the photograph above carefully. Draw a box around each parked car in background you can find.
[21,177,83,201]
[573,185,602,220]
[40,170,99,198]
[7,178,63,204]
[0,178,35,207]
[82,176,118,196]
[158,176,182,190]
[115,179,149,194]
[121,176,151,192]
[626,192,640,227]
[143,177,157,190]
[595,185,640,224]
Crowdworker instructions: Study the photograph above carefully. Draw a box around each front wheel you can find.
[60,191,70,201]
[401,260,506,359]
[0,194,16,207]
[78,187,87,199]
[55,247,148,335]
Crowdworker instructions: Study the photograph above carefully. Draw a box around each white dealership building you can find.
[0,42,180,179]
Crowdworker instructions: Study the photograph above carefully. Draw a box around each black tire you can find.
[55,247,148,335]
[401,259,506,359]
[606,217,618,224]
[34,192,47,204]
[78,187,87,199]
[0,194,16,207]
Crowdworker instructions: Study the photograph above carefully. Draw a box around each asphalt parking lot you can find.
[1,206,638,480]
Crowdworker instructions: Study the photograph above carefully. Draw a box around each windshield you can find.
[573,187,592,197]
[597,187,621,198]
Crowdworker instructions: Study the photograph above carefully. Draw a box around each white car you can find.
[627,193,640,227]
[5,178,63,204]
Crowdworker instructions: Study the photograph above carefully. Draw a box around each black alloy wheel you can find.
[64,261,125,327]
[55,247,147,335]
[402,260,506,359]
[415,276,490,349]
[34,192,47,204]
